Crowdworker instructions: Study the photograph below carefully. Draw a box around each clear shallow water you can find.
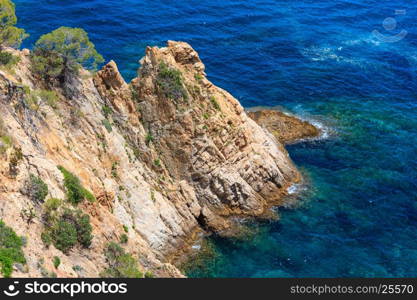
[14,0,417,277]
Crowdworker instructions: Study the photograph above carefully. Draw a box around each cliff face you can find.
[0,41,304,278]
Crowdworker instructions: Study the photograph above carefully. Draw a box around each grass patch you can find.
[24,89,60,111]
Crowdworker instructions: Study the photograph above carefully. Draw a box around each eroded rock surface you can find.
[0,42,310,278]
[248,109,320,144]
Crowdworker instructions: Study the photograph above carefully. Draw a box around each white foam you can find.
[287,183,308,195]
[192,244,201,250]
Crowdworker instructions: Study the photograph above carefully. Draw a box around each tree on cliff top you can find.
[0,0,28,48]
[31,26,104,80]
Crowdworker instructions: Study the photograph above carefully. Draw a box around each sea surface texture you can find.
[14,0,417,277]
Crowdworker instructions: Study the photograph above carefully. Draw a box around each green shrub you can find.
[145,133,154,145]
[20,206,37,224]
[210,96,221,111]
[0,220,26,278]
[194,73,203,82]
[43,198,62,226]
[144,271,154,278]
[52,219,77,253]
[154,159,161,167]
[58,166,95,204]
[120,234,128,244]
[49,208,93,253]
[156,62,187,100]
[30,49,64,80]
[62,209,93,248]
[53,256,60,269]
[100,242,142,278]
[102,105,112,119]
[41,231,52,248]
[24,174,48,203]
[8,146,22,177]
[44,198,62,213]
[111,162,118,178]
[0,51,13,65]
[0,52,20,72]
[123,225,128,233]
[102,119,112,133]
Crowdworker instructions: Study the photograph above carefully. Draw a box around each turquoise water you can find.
[13,0,417,277]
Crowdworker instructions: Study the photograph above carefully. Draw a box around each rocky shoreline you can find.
[248,109,320,145]
[0,41,318,277]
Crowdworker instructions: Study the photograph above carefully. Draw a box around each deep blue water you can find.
[13,0,417,277]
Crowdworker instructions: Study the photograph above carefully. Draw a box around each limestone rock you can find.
[248,109,320,144]
[0,42,312,278]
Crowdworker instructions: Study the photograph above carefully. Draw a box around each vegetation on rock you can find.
[156,61,187,100]
[0,220,26,278]
[23,174,49,203]
[44,206,93,253]
[58,166,95,204]
[120,234,128,244]
[53,256,60,269]
[210,96,221,111]
[100,242,143,278]
[0,50,20,70]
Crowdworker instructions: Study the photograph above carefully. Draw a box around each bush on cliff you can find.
[0,51,16,65]
[47,208,93,253]
[31,27,104,80]
[52,219,78,253]
[0,0,28,49]
[0,220,26,278]
[23,174,49,203]
[30,49,65,80]
[156,61,187,101]
[100,242,143,278]
[58,166,95,204]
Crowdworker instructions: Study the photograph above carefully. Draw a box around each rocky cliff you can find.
[0,41,314,278]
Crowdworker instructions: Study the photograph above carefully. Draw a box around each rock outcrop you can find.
[0,41,314,278]
[248,109,320,144]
